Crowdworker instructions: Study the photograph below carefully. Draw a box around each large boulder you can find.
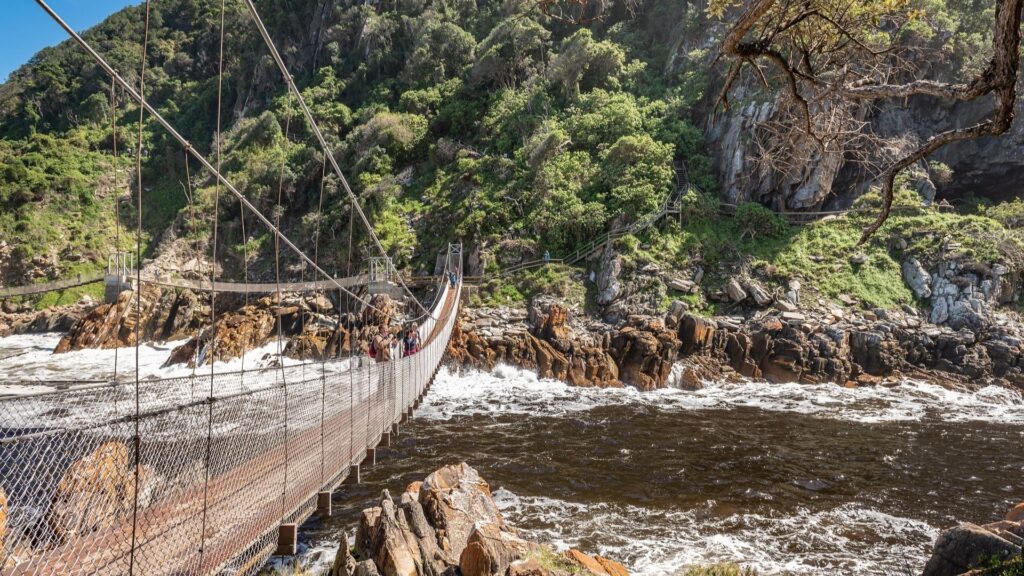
[458,523,535,576]
[349,465,628,576]
[724,278,748,303]
[419,463,504,559]
[922,523,1022,576]
[902,259,933,299]
[46,441,157,544]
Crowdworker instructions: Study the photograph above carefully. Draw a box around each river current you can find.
[2,334,1023,575]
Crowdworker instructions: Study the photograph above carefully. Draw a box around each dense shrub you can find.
[734,202,789,240]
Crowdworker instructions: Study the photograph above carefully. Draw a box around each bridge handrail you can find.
[0,273,105,299]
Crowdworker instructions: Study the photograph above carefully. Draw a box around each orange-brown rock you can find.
[56,286,201,353]
[363,294,397,327]
[563,550,608,575]
[538,304,572,349]
[46,441,156,544]
[608,317,680,391]
[285,325,349,360]
[678,315,716,355]
[1007,501,1024,523]
[354,465,629,576]
[420,463,504,559]
[459,522,535,576]
[595,556,629,576]
[448,315,621,388]
[406,481,423,497]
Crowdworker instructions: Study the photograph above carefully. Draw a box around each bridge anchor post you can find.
[276,523,298,556]
[347,464,361,484]
[317,491,332,517]
[367,447,376,464]
[381,432,392,447]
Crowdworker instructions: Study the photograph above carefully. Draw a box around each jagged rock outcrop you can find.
[351,463,628,576]
[55,286,203,353]
[419,463,505,559]
[608,316,680,391]
[448,301,622,388]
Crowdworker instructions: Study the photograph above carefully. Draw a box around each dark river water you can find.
[267,365,1024,576]
[2,335,1022,575]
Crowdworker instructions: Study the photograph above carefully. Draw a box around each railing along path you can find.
[0,274,461,575]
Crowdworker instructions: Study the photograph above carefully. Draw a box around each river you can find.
[2,334,1023,575]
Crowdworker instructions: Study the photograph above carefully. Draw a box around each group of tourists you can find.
[370,322,421,363]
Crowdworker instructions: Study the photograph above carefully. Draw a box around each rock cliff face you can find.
[705,96,846,210]
[341,463,628,576]
[705,87,1024,210]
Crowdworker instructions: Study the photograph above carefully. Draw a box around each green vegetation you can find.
[0,0,717,285]
[474,264,586,309]
[977,554,1024,575]
[0,0,1020,317]
[526,548,590,574]
[616,187,1024,309]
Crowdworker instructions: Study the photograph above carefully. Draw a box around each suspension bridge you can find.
[0,1,465,574]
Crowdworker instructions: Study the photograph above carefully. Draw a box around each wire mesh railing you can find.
[0,273,460,575]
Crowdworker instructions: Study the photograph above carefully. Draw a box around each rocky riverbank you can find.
[336,463,628,576]
[40,284,413,367]
[448,292,1024,393]
[0,299,89,338]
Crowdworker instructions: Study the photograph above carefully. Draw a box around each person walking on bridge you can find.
[372,324,393,363]
[403,322,420,357]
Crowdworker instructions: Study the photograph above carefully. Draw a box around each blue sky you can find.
[1,1,138,82]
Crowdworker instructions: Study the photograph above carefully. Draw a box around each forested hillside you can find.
[1,0,1022,312]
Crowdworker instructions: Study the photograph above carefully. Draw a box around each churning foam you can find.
[0,333,319,387]
[421,363,1024,425]
[492,487,935,576]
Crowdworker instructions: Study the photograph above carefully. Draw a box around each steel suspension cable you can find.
[198,0,227,566]
[239,0,428,315]
[182,150,200,391]
[274,92,294,519]
[109,79,121,388]
[129,2,152,572]
[32,0,383,315]
[315,159,327,485]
